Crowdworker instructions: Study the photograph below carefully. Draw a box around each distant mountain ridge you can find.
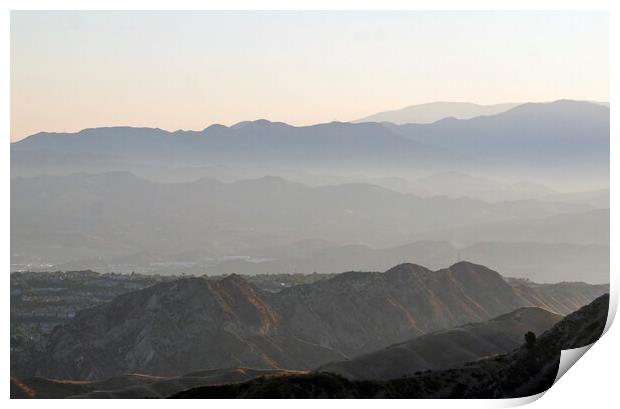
[11,100,609,175]
[16,261,608,381]
[355,101,520,124]
[11,120,439,169]
[389,100,609,166]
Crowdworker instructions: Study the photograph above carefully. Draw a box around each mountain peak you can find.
[444,261,508,283]
[202,123,228,132]
[220,273,250,286]
[384,263,432,277]
[230,119,287,130]
[448,260,491,272]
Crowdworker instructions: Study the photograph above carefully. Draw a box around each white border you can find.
[1,0,615,11]
[2,1,616,408]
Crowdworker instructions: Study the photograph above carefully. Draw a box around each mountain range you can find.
[14,262,608,381]
[11,100,609,178]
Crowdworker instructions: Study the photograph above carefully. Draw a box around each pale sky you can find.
[10,11,609,141]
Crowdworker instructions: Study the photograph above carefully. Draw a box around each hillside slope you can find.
[317,307,562,380]
[10,368,301,399]
[171,294,609,398]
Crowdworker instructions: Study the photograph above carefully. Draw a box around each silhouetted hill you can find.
[16,262,608,380]
[316,307,561,380]
[11,121,440,171]
[170,294,609,398]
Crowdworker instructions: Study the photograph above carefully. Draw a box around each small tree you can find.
[524,331,536,348]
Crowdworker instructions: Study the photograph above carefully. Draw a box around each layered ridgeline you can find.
[171,294,609,399]
[17,262,608,381]
[11,171,609,282]
[11,99,610,282]
[11,100,609,174]
[11,308,560,399]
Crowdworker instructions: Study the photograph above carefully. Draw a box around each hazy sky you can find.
[11,11,608,141]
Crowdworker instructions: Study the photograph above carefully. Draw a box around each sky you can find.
[10,11,609,141]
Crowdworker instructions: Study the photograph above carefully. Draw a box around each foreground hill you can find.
[171,294,609,398]
[10,368,301,399]
[16,262,608,380]
[11,305,561,398]
[317,307,562,380]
